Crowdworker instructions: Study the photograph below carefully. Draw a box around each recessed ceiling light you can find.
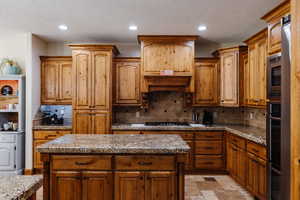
[129,25,138,31]
[198,25,207,31]
[58,24,68,31]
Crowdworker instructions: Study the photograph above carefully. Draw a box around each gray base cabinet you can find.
[0,132,24,175]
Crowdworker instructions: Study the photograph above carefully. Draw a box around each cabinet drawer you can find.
[115,155,175,170]
[195,141,223,155]
[195,155,224,169]
[195,132,223,140]
[142,131,193,140]
[247,142,266,160]
[113,131,141,134]
[52,155,112,170]
[229,134,246,149]
[0,134,15,143]
[34,131,61,140]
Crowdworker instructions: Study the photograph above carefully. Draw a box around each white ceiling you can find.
[0,0,282,44]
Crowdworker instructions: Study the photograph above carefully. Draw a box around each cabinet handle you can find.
[203,162,214,165]
[251,148,259,153]
[138,161,153,166]
[46,135,57,139]
[75,160,94,165]
[203,147,214,150]
[140,176,144,180]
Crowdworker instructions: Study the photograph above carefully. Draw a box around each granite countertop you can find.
[37,134,190,154]
[0,175,43,200]
[32,121,72,130]
[112,124,266,146]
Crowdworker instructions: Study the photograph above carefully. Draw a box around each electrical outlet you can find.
[249,112,254,119]
[213,112,218,119]
[136,111,140,118]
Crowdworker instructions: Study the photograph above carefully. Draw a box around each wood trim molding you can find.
[243,28,268,44]
[24,169,33,175]
[261,0,291,22]
[40,56,72,61]
[291,0,300,198]
[68,44,120,55]
[137,35,199,43]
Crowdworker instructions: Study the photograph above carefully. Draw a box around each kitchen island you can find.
[37,134,190,200]
[0,175,42,200]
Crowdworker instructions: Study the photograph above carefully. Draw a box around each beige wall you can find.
[46,41,221,58]
[25,34,47,169]
[0,33,29,72]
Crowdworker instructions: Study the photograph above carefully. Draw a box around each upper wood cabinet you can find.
[194,58,219,106]
[71,49,114,110]
[217,46,247,107]
[138,35,198,93]
[72,110,111,134]
[113,58,141,106]
[244,29,268,107]
[70,44,119,134]
[261,0,290,55]
[40,57,72,105]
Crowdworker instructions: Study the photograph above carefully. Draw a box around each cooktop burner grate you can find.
[144,122,190,126]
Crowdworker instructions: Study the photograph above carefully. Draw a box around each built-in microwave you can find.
[267,53,281,101]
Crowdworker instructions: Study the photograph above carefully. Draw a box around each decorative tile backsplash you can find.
[113,92,266,129]
[40,105,72,120]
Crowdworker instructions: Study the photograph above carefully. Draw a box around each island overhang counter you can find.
[37,134,190,200]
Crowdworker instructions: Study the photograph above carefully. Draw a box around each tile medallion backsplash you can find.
[113,92,266,130]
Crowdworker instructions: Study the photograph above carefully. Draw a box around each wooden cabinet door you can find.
[248,44,258,106]
[42,61,58,104]
[185,140,194,170]
[33,140,47,169]
[194,61,218,105]
[226,140,233,173]
[236,147,247,185]
[73,110,92,134]
[92,111,110,134]
[268,20,282,55]
[73,50,92,109]
[230,144,238,178]
[220,52,238,106]
[116,62,140,105]
[92,51,111,110]
[256,38,267,106]
[246,153,258,194]
[51,171,81,200]
[59,61,72,104]
[243,54,249,105]
[246,153,267,199]
[115,172,145,200]
[82,171,113,200]
[145,172,175,200]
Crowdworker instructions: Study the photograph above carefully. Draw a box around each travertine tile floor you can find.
[37,175,254,200]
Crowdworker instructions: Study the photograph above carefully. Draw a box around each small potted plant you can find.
[0,58,22,75]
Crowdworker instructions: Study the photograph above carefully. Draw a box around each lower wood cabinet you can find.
[44,154,183,200]
[194,132,225,170]
[73,110,111,134]
[246,149,267,200]
[226,133,267,200]
[52,171,113,200]
[33,130,71,169]
[115,171,175,200]
[227,142,247,185]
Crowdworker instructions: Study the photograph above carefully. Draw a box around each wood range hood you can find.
[138,35,198,93]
